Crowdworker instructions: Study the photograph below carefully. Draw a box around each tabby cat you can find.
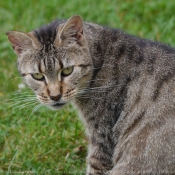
[6,15,175,175]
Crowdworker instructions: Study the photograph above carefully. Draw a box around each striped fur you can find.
[6,15,175,174]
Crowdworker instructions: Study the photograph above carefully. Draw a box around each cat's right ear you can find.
[6,31,35,56]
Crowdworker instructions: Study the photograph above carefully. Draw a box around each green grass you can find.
[1,0,175,174]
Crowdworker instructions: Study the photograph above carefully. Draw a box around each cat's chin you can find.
[48,103,66,110]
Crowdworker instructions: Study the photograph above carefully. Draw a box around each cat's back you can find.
[111,33,175,174]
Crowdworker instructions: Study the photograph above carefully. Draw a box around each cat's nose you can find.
[50,94,61,101]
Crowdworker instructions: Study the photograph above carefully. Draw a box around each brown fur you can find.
[6,15,175,174]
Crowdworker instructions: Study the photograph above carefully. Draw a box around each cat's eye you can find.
[31,73,45,81]
[61,66,74,77]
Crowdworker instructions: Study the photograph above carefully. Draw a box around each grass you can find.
[0,0,175,174]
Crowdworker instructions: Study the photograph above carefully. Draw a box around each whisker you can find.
[9,77,23,82]
[75,98,87,107]
[76,92,107,100]
[26,103,42,122]
[10,104,37,123]
[11,88,31,92]
[9,100,38,114]
[76,86,113,95]
[14,102,37,114]
[10,92,34,96]
[8,98,37,108]
[17,102,40,123]
[85,79,106,83]
[89,64,114,71]
[0,99,33,104]
[6,96,36,102]
[10,88,34,96]
[77,95,105,99]
[77,89,109,94]
[87,83,116,90]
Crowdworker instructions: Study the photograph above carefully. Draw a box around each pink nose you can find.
[50,94,61,101]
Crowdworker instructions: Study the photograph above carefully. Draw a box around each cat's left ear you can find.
[57,15,84,46]
[6,31,36,56]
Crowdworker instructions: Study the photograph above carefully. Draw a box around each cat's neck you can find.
[74,24,141,125]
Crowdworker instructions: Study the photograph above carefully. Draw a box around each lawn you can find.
[0,0,175,174]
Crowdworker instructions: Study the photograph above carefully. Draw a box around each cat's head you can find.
[6,15,93,110]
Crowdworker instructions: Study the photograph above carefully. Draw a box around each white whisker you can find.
[17,102,40,123]
[9,100,38,114]
[26,103,42,122]
[9,77,23,82]
[8,98,37,108]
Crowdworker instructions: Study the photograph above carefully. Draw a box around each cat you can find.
[6,15,175,175]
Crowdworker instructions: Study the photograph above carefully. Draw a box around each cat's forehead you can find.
[33,19,80,67]
[35,52,59,74]
[38,46,76,66]
[33,19,65,46]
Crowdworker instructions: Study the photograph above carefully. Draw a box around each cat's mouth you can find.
[51,102,66,109]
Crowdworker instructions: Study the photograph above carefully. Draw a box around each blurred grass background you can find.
[0,0,175,174]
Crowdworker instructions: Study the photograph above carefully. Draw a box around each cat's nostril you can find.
[50,94,61,101]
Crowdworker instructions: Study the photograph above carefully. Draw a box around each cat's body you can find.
[6,15,175,175]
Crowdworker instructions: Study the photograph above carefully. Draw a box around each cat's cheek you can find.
[24,77,44,92]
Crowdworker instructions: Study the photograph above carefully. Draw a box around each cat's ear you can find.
[6,31,35,56]
[58,15,84,45]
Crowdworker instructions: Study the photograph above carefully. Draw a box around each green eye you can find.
[31,73,45,81]
[61,66,74,77]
